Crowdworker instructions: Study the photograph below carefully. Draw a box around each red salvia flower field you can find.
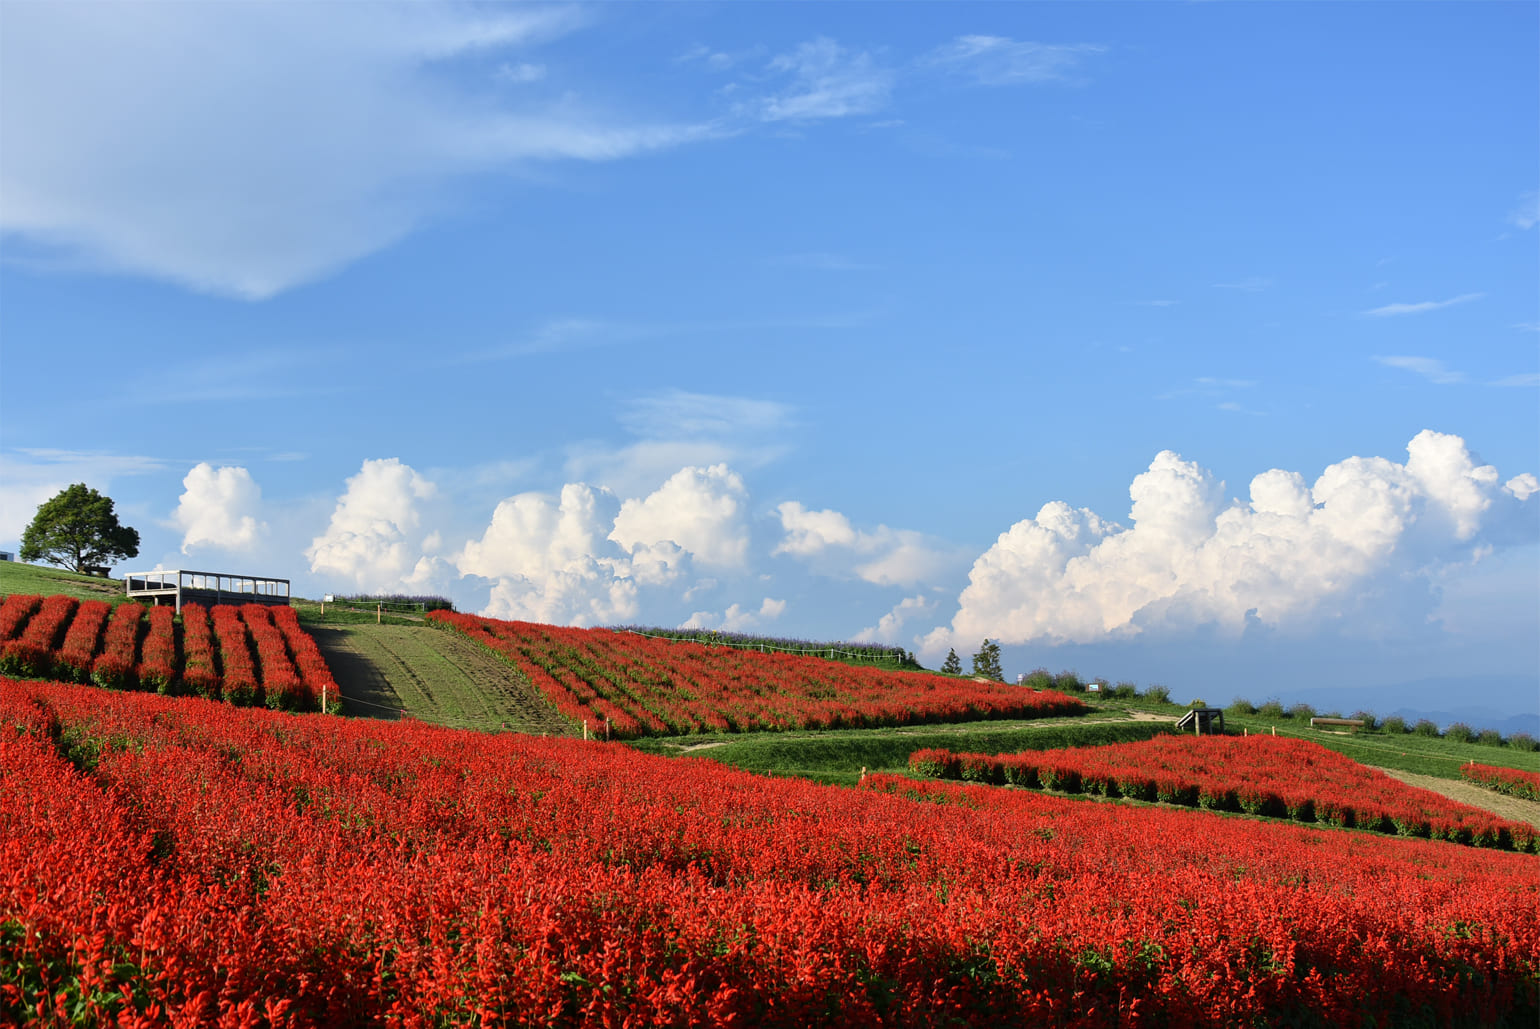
[1463,762,1540,802]
[0,593,332,711]
[1,679,1535,1028]
[909,734,1538,851]
[429,611,1086,737]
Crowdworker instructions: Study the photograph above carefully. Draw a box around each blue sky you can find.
[2,2,1536,715]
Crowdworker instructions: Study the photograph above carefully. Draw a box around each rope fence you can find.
[618,628,905,663]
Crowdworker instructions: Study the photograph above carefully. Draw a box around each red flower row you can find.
[910,735,1537,851]
[0,592,334,711]
[2,679,1534,1027]
[1462,761,1540,802]
[429,611,1086,738]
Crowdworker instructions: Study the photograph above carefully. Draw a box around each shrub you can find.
[1021,668,1053,690]
[1143,684,1171,705]
[1509,732,1538,753]
[1257,699,1286,719]
[1475,728,1504,747]
[1052,670,1083,692]
[1381,716,1408,734]
[1288,703,1316,721]
[1111,681,1138,699]
[1189,698,1208,709]
[1443,723,1474,744]
[1350,710,1378,730]
[1412,719,1441,738]
[1227,697,1257,716]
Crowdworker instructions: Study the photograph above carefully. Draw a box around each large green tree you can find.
[971,639,1004,682]
[940,648,962,675]
[19,483,140,574]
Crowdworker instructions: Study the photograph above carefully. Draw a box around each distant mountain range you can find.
[1269,675,1539,738]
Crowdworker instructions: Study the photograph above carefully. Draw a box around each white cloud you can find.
[495,62,546,84]
[307,458,437,592]
[1510,189,1538,230]
[0,3,709,298]
[683,597,786,632]
[922,431,1536,654]
[172,463,265,553]
[457,482,637,626]
[773,501,962,586]
[1212,276,1274,292]
[1375,355,1466,384]
[751,38,894,122]
[0,448,166,547]
[610,464,751,572]
[1364,293,1483,317]
[853,594,935,644]
[925,36,1106,86]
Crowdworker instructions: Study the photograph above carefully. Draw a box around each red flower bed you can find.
[272,605,338,712]
[56,600,111,682]
[135,604,179,693]
[240,603,310,711]
[1,680,1534,1028]
[911,735,1537,852]
[211,605,258,705]
[0,594,77,677]
[0,594,41,643]
[180,602,221,699]
[1463,762,1540,802]
[429,611,1086,737]
[91,601,143,689]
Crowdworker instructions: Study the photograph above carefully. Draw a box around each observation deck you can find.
[123,569,290,613]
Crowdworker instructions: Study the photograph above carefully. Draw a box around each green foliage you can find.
[1413,719,1442,738]
[1227,698,1258,716]
[941,648,962,676]
[1142,684,1170,705]
[1475,728,1504,747]
[1509,732,1538,753]
[1257,699,1287,719]
[1052,670,1083,692]
[1350,710,1378,730]
[1381,716,1408,734]
[970,639,1003,682]
[1188,698,1208,709]
[1443,722,1474,744]
[19,484,139,575]
[1287,703,1316,720]
[1021,668,1053,690]
[1110,681,1138,700]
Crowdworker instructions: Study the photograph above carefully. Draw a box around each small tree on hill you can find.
[971,639,1003,681]
[19,483,140,575]
[941,648,962,675]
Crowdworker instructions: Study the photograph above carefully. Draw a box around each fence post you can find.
[377,603,382,624]
[583,720,588,741]
[322,685,327,713]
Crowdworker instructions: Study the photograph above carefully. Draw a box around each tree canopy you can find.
[940,648,962,675]
[971,639,1004,682]
[19,483,140,574]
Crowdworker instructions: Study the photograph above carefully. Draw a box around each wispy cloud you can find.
[1375,356,1465,384]
[1158,377,1258,401]
[1133,299,1179,308]
[1490,373,1540,388]
[1510,189,1538,231]
[766,252,878,272]
[1212,276,1273,292]
[1364,293,1483,317]
[749,38,894,123]
[0,448,169,544]
[924,36,1106,86]
[0,3,712,299]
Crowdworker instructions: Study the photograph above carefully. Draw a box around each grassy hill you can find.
[0,560,128,603]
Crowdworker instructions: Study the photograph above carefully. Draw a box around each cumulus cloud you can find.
[307,458,437,592]
[172,463,265,552]
[853,594,935,644]
[610,464,751,572]
[0,3,708,298]
[773,501,961,586]
[457,483,637,626]
[683,597,786,632]
[923,431,1537,654]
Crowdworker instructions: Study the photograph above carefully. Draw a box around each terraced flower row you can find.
[3,679,1536,1028]
[0,593,335,712]
[910,734,1537,851]
[1463,762,1540,802]
[428,611,1086,737]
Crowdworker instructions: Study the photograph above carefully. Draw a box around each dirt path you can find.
[1378,768,1540,829]
[310,624,572,736]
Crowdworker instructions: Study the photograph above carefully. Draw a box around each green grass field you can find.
[0,560,129,604]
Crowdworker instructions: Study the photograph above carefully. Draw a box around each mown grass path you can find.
[1383,768,1540,829]
[309,623,572,736]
